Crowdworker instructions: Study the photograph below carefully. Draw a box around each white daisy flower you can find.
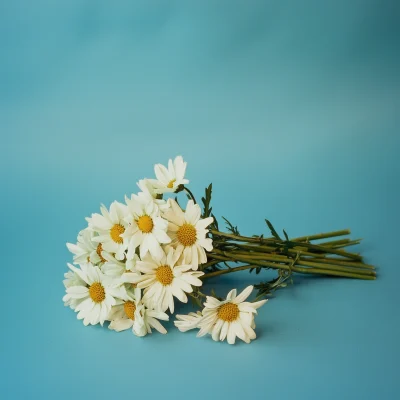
[196,286,267,345]
[100,251,139,278]
[62,269,87,310]
[174,311,203,332]
[150,155,189,194]
[163,199,213,270]
[136,179,170,211]
[62,263,127,326]
[123,248,204,313]
[122,194,170,261]
[66,228,106,265]
[87,202,129,261]
[108,288,169,336]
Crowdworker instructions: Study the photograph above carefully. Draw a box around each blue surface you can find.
[1,1,399,399]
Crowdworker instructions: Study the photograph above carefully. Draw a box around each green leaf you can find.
[201,183,213,218]
[222,216,240,235]
[283,229,289,241]
[265,219,281,240]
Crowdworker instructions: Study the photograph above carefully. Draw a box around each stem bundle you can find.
[203,229,376,281]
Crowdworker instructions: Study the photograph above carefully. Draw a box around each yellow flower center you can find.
[96,243,107,263]
[124,301,136,320]
[110,224,125,244]
[167,179,176,189]
[89,282,106,303]
[156,265,174,286]
[177,223,197,247]
[217,302,239,322]
[137,215,154,233]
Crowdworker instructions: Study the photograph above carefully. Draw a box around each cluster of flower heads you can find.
[64,156,267,344]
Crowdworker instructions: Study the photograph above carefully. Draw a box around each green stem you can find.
[203,261,375,280]
[208,253,375,280]
[216,250,375,273]
[184,187,197,204]
[211,229,362,260]
[292,229,351,242]
[202,264,258,279]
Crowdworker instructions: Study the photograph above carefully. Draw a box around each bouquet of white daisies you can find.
[64,156,375,344]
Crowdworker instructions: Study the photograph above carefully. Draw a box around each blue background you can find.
[1,1,399,399]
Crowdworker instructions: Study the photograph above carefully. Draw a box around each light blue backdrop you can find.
[1,1,399,399]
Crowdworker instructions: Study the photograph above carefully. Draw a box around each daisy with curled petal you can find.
[150,155,189,194]
[66,228,106,265]
[63,263,127,326]
[100,251,139,278]
[123,248,204,313]
[196,285,267,345]
[108,287,169,336]
[122,194,170,261]
[87,201,129,261]
[163,199,213,270]
[174,311,203,332]
[136,179,170,211]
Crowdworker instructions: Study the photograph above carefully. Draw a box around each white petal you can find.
[109,318,133,332]
[212,319,224,341]
[185,201,201,225]
[233,286,254,304]
[227,324,236,344]
[226,289,237,301]
[147,317,167,334]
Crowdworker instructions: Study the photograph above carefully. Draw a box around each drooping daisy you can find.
[108,287,169,336]
[87,202,129,261]
[123,248,204,313]
[196,286,267,345]
[63,263,127,326]
[163,199,213,270]
[122,194,170,261]
[174,311,203,332]
[66,228,106,265]
[150,155,189,194]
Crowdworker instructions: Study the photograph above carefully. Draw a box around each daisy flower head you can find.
[108,288,169,336]
[62,263,127,326]
[100,251,139,278]
[136,179,170,211]
[163,199,213,270]
[196,285,267,345]
[63,268,87,310]
[123,194,170,261]
[124,248,204,313]
[151,155,189,194]
[86,202,129,261]
[66,228,106,265]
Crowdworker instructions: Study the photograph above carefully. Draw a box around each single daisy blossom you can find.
[196,285,267,345]
[123,194,170,261]
[108,288,169,336]
[63,263,127,326]
[63,269,87,310]
[163,199,213,270]
[123,248,204,313]
[136,179,170,211]
[87,202,129,261]
[150,155,189,194]
[66,228,106,265]
[100,251,139,278]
